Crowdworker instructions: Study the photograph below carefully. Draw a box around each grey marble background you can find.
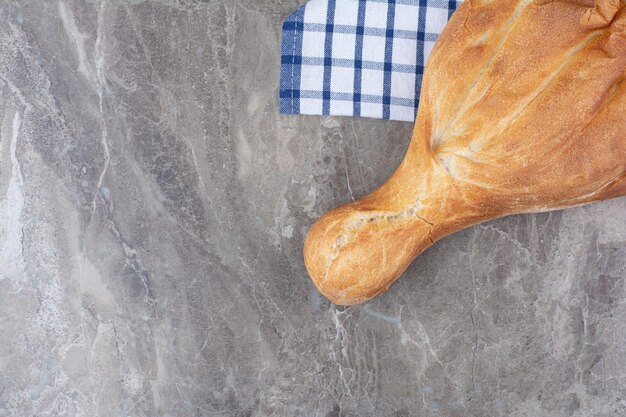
[0,1,625,416]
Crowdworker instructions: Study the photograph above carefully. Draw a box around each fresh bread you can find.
[304,0,626,305]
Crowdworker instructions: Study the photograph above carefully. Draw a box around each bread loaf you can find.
[304,0,626,305]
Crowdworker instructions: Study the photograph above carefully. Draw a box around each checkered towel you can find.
[279,0,462,122]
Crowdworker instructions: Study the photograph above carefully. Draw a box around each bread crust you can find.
[304,0,626,305]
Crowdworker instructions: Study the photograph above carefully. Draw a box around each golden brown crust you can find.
[303,0,626,305]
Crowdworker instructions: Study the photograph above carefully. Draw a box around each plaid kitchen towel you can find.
[279,0,462,122]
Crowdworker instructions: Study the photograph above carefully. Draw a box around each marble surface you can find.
[1,1,625,416]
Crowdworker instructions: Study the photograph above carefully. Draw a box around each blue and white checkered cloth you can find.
[280,0,462,122]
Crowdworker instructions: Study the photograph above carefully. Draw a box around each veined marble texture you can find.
[0,1,625,416]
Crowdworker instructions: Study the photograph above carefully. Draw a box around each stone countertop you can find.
[1,1,625,416]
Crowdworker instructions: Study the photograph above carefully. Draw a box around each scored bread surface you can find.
[304,0,626,305]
